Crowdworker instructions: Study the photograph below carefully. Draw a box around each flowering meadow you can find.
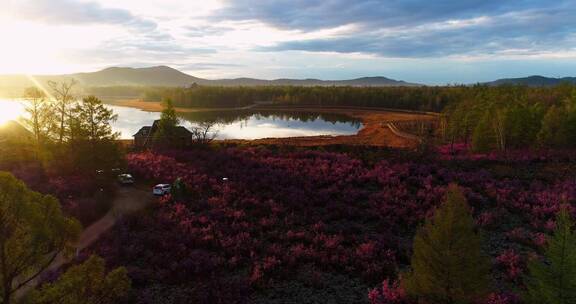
[89,146,576,303]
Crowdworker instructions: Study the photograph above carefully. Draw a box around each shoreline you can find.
[104,99,257,113]
[108,99,437,148]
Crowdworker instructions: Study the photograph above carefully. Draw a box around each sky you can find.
[0,0,575,84]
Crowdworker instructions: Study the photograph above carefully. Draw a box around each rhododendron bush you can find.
[90,147,576,303]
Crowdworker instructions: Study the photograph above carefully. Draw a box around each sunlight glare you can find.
[0,99,25,125]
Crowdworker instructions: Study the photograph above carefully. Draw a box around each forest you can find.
[134,84,576,151]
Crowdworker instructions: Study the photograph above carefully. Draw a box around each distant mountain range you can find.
[1,66,575,97]
[0,66,420,96]
[485,75,576,86]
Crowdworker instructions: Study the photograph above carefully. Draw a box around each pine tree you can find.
[71,96,119,143]
[159,98,179,131]
[525,209,576,304]
[0,172,81,304]
[67,96,121,171]
[403,184,491,304]
[154,98,180,145]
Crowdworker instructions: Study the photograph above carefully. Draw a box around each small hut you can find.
[133,120,193,148]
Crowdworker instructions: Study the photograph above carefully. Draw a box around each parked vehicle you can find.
[153,184,172,196]
[117,174,135,185]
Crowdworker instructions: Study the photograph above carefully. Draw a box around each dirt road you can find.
[77,186,153,250]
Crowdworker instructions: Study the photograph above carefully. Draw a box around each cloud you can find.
[97,33,216,57]
[65,31,216,68]
[237,1,576,58]
[176,63,245,70]
[212,0,542,31]
[185,25,234,37]
[12,0,157,30]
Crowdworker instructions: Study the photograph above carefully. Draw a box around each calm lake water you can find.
[0,99,362,139]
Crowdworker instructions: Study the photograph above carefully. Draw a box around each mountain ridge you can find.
[0,66,421,93]
[3,66,576,97]
[485,75,576,86]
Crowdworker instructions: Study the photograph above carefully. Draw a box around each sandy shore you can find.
[109,99,437,148]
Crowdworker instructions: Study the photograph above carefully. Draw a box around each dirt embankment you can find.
[109,99,438,148]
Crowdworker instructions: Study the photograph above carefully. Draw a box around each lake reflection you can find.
[176,110,362,140]
[0,99,362,139]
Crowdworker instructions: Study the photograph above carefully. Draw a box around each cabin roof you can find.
[133,120,193,137]
[133,126,152,137]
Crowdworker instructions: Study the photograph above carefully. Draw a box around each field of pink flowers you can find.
[90,147,576,303]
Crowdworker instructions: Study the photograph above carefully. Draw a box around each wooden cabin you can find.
[133,120,193,148]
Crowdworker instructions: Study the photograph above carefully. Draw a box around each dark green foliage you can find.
[537,102,576,149]
[525,209,576,304]
[0,172,81,304]
[472,111,495,153]
[67,96,122,171]
[171,177,188,202]
[143,85,456,111]
[26,255,131,304]
[505,103,544,149]
[446,85,576,150]
[154,98,181,146]
[403,184,491,304]
[71,96,119,142]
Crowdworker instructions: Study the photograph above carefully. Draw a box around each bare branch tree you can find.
[191,121,219,145]
[47,79,77,144]
[22,87,51,146]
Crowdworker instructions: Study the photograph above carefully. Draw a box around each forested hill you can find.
[211,76,419,87]
[71,66,421,87]
[72,66,204,87]
[486,75,576,86]
[0,66,420,94]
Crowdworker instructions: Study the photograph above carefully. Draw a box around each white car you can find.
[153,184,172,196]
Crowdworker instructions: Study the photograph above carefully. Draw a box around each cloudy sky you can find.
[1,0,575,84]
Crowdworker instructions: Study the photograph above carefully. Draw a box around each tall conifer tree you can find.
[403,184,491,304]
[525,209,576,304]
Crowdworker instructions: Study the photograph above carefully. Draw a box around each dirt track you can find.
[14,186,154,301]
[77,186,153,249]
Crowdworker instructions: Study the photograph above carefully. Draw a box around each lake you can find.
[0,99,362,139]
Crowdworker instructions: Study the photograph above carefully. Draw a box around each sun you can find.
[0,100,25,125]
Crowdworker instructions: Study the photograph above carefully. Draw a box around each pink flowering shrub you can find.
[484,292,520,304]
[368,279,409,304]
[89,147,576,302]
[496,249,525,282]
